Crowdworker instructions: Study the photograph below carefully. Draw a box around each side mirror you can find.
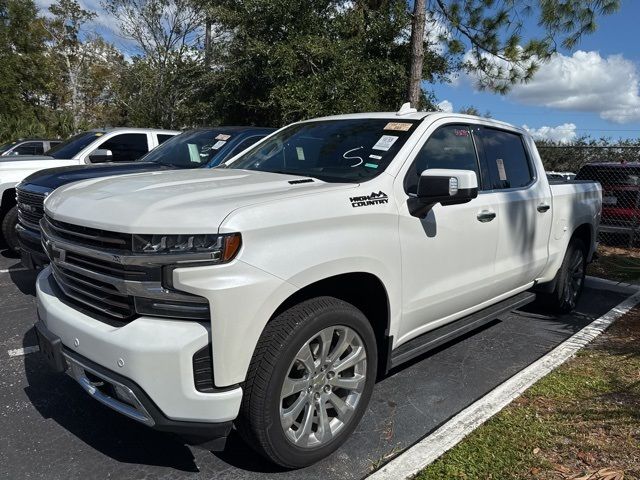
[408,168,478,218]
[88,148,113,163]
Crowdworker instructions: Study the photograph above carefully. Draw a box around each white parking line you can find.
[0,267,28,274]
[368,290,640,480]
[7,346,40,357]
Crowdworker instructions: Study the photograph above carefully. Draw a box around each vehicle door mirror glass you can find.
[88,148,113,163]
[409,169,478,218]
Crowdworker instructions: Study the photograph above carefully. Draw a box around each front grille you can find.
[42,214,210,326]
[45,216,132,251]
[17,188,45,231]
[51,263,137,321]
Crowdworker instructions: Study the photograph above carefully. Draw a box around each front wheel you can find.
[540,238,587,313]
[1,205,20,254]
[237,296,377,468]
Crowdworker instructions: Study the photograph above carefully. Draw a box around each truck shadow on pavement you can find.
[18,288,625,477]
[22,349,202,472]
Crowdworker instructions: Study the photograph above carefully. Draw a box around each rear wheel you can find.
[1,205,19,254]
[237,296,377,468]
[540,238,586,313]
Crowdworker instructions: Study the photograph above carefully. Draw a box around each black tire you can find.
[236,296,377,468]
[1,205,19,254]
[539,237,587,313]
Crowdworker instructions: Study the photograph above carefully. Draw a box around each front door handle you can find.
[477,210,496,222]
[537,203,551,213]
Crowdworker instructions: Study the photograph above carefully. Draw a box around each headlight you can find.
[132,232,242,261]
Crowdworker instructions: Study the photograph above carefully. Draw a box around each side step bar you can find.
[389,292,536,369]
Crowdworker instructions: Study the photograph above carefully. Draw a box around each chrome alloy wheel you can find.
[564,248,585,308]
[279,325,367,448]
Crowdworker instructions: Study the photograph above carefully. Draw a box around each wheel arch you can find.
[0,187,16,216]
[270,272,392,378]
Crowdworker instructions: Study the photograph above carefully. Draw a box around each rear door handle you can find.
[477,210,496,222]
[537,203,551,213]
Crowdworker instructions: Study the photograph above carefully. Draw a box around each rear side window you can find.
[100,133,149,162]
[404,125,479,195]
[480,129,533,189]
[157,134,174,145]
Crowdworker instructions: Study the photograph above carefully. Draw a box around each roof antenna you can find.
[396,102,417,116]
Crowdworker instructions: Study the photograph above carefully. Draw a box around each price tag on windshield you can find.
[372,135,398,151]
[216,134,231,141]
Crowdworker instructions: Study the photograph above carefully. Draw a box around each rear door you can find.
[477,127,553,292]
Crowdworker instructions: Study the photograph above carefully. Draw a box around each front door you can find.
[395,122,501,345]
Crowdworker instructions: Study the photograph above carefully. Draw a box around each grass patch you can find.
[588,245,640,283]
[416,309,640,480]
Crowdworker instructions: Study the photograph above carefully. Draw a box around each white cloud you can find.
[437,99,453,113]
[523,123,577,143]
[510,51,640,124]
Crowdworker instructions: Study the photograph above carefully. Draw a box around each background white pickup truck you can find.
[35,110,601,468]
[0,127,178,252]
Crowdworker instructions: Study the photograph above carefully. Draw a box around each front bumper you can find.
[16,224,48,269]
[36,267,243,445]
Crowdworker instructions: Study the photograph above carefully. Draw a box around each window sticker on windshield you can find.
[296,147,306,160]
[215,134,231,141]
[364,163,379,169]
[496,158,507,180]
[384,122,412,132]
[369,154,382,160]
[372,135,398,151]
[212,140,226,150]
[95,133,104,136]
[188,143,200,163]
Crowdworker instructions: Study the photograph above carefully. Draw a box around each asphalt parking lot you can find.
[0,242,631,480]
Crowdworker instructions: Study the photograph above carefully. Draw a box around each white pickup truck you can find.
[34,108,601,468]
[0,127,178,252]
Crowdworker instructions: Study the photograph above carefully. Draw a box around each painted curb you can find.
[367,290,640,480]
[585,275,640,295]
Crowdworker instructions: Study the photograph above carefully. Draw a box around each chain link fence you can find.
[538,144,640,247]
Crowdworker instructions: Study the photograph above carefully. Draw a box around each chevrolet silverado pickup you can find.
[16,127,274,268]
[0,127,178,253]
[35,107,602,467]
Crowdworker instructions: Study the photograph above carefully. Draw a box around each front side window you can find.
[14,142,44,155]
[404,125,480,194]
[480,129,533,189]
[227,119,419,183]
[100,133,149,162]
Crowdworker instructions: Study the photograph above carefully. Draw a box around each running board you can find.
[389,292,536,369]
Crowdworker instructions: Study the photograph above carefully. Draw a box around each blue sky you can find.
[430,1,640,141]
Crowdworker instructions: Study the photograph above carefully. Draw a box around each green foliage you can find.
[207,0,451,126]
[0,0,51,139]
[536,137,640,172]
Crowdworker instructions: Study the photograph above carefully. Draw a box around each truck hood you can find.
[45,168,356,233]
[23,162,179,190]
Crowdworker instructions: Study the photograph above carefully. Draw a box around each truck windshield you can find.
[47,132,104,159]
[0,141,17,154]
[140,129,237,168]
[226,119,419,183]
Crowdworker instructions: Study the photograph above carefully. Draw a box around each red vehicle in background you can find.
[576,162,640,241]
